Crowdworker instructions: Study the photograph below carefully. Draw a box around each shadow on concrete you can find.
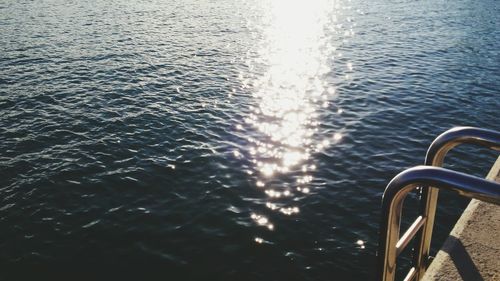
[441,235,484,281]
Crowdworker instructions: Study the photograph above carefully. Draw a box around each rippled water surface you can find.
[1,0,499,280]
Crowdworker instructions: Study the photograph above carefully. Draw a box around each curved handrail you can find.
[412,127,500,280]
[378,166,500,281]
[425,126,500,166]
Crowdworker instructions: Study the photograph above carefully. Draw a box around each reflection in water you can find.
[242,0,349,235]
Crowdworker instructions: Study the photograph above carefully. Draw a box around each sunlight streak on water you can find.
[2,0,499,278]
[242,0,344,231]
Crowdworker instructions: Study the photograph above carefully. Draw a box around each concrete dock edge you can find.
[422,156,500,281]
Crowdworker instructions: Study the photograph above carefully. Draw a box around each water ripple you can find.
[0,0,499,280]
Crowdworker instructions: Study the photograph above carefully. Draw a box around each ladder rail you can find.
[377,166,500,281]
[377,127,500,281]
[414,127,500,280]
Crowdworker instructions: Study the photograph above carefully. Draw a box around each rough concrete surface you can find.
[423,156,500,281]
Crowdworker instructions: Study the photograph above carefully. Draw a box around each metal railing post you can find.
[412,127,500,280]
[377,127,500,281]
[377,166,500,281]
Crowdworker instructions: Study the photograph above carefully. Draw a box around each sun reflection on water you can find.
[241,0,349,235]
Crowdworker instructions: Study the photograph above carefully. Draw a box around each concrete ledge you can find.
[423,156,500,281]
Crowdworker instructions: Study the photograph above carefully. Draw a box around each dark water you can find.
[1,0,499,280]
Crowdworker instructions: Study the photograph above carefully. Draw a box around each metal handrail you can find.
[425,127,500,167]
[377,127,500,281]
[413,127,500,280]
[377,166,500,281]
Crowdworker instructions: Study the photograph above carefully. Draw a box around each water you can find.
[0,0,499,280]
